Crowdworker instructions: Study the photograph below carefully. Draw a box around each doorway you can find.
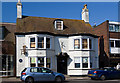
[57,52,69,74]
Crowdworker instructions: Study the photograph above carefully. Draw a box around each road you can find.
[2,79,120,83]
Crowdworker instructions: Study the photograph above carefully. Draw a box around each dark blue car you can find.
[88,67,120,80]
[20,67,65,83]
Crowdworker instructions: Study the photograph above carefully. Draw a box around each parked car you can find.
[88,67,120,80]
[20,67,65,83]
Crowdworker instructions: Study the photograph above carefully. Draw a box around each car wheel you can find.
[100,75,106,80]
[55,76,62,83]
[25,77,34,83]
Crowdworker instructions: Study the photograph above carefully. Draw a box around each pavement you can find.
[0,75,90,82]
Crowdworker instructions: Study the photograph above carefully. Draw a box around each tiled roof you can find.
[16,16,98,37]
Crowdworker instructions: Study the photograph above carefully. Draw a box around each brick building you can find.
[94,21,120,68]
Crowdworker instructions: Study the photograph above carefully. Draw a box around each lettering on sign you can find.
[37,52,44,55]
[82,52,89,56]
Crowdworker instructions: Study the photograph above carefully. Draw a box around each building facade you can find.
[94,21,120,68]
[16,1,99,77]
[0,23,16,76]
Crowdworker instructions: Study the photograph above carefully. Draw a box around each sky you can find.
[1,2,119,26]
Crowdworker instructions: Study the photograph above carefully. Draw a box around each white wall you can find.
[16,35,26,76]
[16,34,98,76]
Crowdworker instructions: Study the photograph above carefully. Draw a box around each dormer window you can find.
[55,20,63,30]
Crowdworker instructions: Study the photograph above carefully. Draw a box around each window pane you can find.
[89,39,92,49]
[115,25,119,32]
[46,38,50,48]
[46,58,51,68]
[38,57,44,67]
[82,57,88,68]
[0,26,5,40]
[115,40,120,47]
[30,38,35,48]
[109,25,114,31]
[30,68,40,72]
[82,39,88,49]
[41,68,51,73]
[74,57,80,68]
[30,57,36,67]
[74,39,80,49]
[75,63,80,68]
[110,40,114,47]
[2,55,6,71]
[56,21,63,30]
[38,37,44,48]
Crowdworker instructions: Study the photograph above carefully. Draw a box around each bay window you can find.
[38,37,44,48]
[74,39,80,49]
[30,38,35,48]
[82,39,88,49]
[30,36,51,49]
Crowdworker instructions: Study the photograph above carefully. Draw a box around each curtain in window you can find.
[74,39,80,49]
[82,39,88,49]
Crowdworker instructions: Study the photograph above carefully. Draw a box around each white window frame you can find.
[74,57,81,68]
[29,37,36,49]
[74,39,80,49]
[82,57,89,68]
[55,20,63,30]
[82,38,88,50]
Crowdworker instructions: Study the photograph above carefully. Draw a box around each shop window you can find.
[46,58,51,68]
[2,56,6,71]
[30,38,35,48]
[110,40,114,47]
[38,57,44,67]
[30,57,36,67]
[46,38,50,48]
[38,37,44,48]
[82,57,88,68]
[82,39,88,49]
[74,57,80,68]
[74,39,80,49]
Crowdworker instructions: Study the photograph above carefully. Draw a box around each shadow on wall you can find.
[99,36,109,68]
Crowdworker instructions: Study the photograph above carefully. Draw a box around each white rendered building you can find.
[16,1,99,76]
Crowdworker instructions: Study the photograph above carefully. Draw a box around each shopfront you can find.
[0,55,14,76]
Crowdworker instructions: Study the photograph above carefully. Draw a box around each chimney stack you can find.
[82,4,89,23]
[17,0,22,18]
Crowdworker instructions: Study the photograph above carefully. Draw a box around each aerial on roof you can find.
[16,16,98,37]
